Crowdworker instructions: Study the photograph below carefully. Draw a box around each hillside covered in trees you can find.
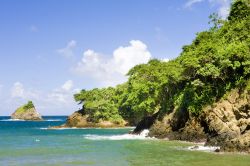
[73,0,250,126]
[52,0,250,152]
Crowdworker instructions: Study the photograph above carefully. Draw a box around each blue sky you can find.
[0,0,231,115]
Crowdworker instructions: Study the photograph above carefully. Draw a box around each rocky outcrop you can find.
[11,101,43,121]
[52,110,127,128]
[132,112,159,134]
[148,111,206,142]
[146,88,250,153]
[202,89,250,152]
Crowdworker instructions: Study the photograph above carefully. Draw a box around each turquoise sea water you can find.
[0,116,249,166]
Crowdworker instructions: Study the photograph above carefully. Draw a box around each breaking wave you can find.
[0,119,63,122]
[44,119,64,121]
[0,119,25,121]
[187,145,220,152]
[84,129,152,140]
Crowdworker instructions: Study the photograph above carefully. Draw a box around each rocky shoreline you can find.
[142,88,250,153]
[51,88,250,153]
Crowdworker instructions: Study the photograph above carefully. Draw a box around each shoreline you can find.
[48,125,135,130]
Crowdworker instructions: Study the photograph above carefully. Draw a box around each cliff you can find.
[145,88,250,153]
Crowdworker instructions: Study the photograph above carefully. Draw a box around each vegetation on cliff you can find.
[74,0,250,125]
[15,101,35,113]
[11,101,43,120]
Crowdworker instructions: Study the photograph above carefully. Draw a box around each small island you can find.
[11,101,43,121]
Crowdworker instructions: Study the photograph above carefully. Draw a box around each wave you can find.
[40,127,78,130]
[187,145,220,152]
[0,119,63,122]
[35,139,40,142]
[41,126,135,130]
[44,119,64,122]
[84,129,153,140]
[0,119,25,121]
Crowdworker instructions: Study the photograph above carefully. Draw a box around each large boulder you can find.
[11,101,43,121]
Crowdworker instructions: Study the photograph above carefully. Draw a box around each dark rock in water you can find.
[190,145,199,150]
[11,101,43,121]
[132,112,159,134]
[214,148,220,152]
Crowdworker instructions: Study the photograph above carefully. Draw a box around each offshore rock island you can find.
[11,101,43,121]
[53,0,250,153]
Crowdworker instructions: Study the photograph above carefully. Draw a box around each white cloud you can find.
[57,40,77,58]
[184,0,204,8]
[184,0,231,19]
[72,40,152,87]
[30,25,38,32]
[209,0,231,19]
[46,80,78,106]
[11,82,39,100]
[161,58,170,62]
[6,80,80,115]
[61,80,74,91]
[113,40,151,75]
[11,82,25,98]
[10,81,76,105]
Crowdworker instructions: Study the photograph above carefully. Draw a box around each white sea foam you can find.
[0,119,25,121]
[44,119,64,121]
[41,127,135,130]
[0,119,63,122]
[84,129,152,140]
[187,145,220,152]
[40,127,78,130]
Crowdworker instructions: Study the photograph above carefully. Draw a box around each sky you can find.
[0,0,232,116]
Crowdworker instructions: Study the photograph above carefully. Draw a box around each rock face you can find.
[132,112,159,134]
[52,110,127,128]
[11,101,43,121]
[202,89,250,152]
[144,88,250,153]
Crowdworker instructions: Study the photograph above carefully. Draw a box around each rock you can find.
[11,101,43,121]
[149,110,206,142]
[52,110,127,128]
[203,89,250,152]
[191,145,199,150]
[214,148,220,152]
[132,112,159,134]
[148,88,250,153]
[148,111,175,138]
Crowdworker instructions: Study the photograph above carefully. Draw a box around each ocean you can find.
[0,116,249,166]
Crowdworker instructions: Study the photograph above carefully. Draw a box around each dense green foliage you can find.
[16,101,35,113]
[74,87,124,124]
[23,101,35,110]
[74,0,250,124]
